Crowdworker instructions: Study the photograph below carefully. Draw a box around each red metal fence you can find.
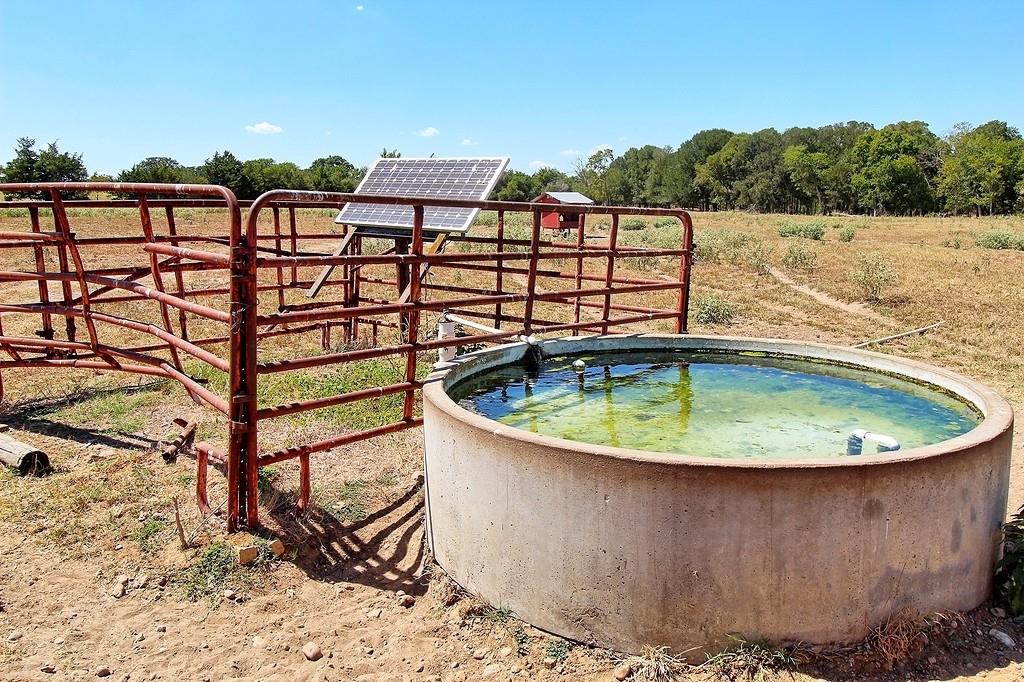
[0,183,693,530]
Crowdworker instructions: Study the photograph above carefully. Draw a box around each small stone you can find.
[415,662,425,673]
[302,642,323,661]
[613,663,632,681]
[238,546,258,565]
[543,657,557,669]
[108,504,126,519]
[268,539,285,557]
[499,646,513,658]
[473,647,489,660]
[7,630,22,642]
[991,606,1007,618]
[369,608,383,619]
[927,656,937,664]
[399,594,416,608]
[0,423,9,432]
[134,633,145,643]
[450,662,459,669]
[223,589,236,601]
[482,663,501,677]
[53,637,65,645]
[990,628,1016,648]
[111,584,126,599]
[40,663,57,674]
[134,574,149,589]
[96,667,112,678]
[252,636,268,650]
[155,625,166,633]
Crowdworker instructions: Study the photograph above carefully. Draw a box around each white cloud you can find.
[244,121,283,135]
[355,4,364,10]
[528,160,553,169]
[417,126,440,137]
[559,149,580,156]
[461,138,478,146]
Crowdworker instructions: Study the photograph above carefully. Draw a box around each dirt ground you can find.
[1,208,1023,681]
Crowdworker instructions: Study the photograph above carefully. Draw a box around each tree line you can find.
[0,140,365,201]
[2,119,1022,215]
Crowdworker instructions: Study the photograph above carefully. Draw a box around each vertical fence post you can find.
[676,212,693,333]
[601,214,620,334]
[272,207,285,310]
[403,205,425,421]
[523,210,542,335]
[493,209,505,329]
[573,214,587,332]
[163,207,190,341]
[48,194,77,343]
[229,202,258,531]
[28,206,54,344]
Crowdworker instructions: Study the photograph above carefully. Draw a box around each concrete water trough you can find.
[422,334,1013,655]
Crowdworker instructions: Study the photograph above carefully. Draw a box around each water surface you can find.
[450,351,981,459]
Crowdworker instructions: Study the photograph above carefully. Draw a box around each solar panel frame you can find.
[335,157,510,234]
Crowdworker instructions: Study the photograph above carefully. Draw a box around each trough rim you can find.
[423,333,1014,471]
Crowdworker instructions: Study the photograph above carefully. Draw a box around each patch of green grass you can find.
[183,357,434,432]
[181,541,238,602]
[620,218,647,231]
[133,519,167,554]
[179,539,282,601]
[374,471,398,487]
[480,605,514,624]
[55,387,163,434]
[544,639,573,663]
[838,225,856,242]
[318,480,370,522]
[257,466,280,495]
[701,636,796,681]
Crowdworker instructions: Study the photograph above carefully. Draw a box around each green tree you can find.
[307,155,360,193]
[783,145,830,212]
[938,121,1023,215]
[118,157,202,185]
[493,170,538,202]
[380,148,401,158]
[849,122,939,214]
[200,150,250,198]
[1,138,88,198]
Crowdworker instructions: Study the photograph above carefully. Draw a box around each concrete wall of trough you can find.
[422,335,1014,656]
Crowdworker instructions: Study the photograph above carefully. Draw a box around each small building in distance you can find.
[534,191,594,231]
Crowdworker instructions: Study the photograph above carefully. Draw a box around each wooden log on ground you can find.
[0,432,52,476]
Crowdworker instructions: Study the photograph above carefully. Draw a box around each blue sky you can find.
[1,1,1021,174]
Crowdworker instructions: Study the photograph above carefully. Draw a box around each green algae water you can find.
[450,351,982,459]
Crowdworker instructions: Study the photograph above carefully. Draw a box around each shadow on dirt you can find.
[0,383,164,451]
[267,478,428,597]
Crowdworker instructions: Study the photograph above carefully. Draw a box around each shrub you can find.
[695,229,757,265]
[996,505,1024,616]
[654,217,678,229]
[850,254,898,301]
[743,241,773,276]
[782,243,817,273]
[778,220,825,240]
[693,294,736,325]
[838,226,856,242]
[976,231,1024,251]
[619,218,647,231]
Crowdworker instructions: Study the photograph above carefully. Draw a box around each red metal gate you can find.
[0,183,693,530]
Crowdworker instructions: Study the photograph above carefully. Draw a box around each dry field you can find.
[0,206,1022,682]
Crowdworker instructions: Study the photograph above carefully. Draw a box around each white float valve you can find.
[436,318,457,364]
[847,429,901,456]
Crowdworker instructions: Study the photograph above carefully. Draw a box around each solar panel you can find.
[336,157,509,234]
